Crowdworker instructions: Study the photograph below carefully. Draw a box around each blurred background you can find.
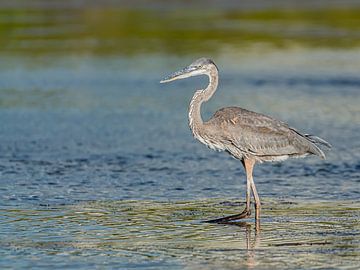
[0,0,359,269]
[1,0,359,201]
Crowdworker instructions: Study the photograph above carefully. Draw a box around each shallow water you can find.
[1,199,359,269]
[1,1,360,269]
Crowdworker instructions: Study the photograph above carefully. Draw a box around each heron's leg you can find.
[243,159,253,214]
[246,159,261,220]
[204,159,252,223]
[250,179,261,220]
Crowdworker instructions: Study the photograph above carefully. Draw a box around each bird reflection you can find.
[219,220,260,268]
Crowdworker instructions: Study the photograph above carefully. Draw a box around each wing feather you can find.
[206,107,325,159]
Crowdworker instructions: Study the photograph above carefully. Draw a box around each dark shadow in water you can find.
[206,218,261,232]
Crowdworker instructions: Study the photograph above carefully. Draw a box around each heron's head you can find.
[160,58,217,83]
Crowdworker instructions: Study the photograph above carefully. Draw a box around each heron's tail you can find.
[304,134,332,159]
[304,134,332,148]
[290,128,331,159]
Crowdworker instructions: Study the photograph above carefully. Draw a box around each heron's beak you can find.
[160,66,198,83]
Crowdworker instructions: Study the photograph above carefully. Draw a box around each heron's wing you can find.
[208,107,324,158]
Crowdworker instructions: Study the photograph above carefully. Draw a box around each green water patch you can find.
[1,7,360,56]
[1,199,359,269]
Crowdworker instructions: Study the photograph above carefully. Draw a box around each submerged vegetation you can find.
[2,199,359,268]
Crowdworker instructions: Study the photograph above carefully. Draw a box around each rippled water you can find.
[1,200,359,269]
[1,1,360,269]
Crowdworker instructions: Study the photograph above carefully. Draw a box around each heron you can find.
[160,58,331,223]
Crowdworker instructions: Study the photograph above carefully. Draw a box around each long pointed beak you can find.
[160,66,197,83]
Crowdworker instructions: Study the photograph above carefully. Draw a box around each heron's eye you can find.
[191,64,202,69]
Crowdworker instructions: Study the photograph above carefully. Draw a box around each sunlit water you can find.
[1,199,359,269]
[1,2,360,269]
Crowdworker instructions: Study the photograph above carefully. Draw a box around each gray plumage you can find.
[160,57,331,223]
[204,106,328,162]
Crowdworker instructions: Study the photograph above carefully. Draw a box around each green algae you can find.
[1,199,359,269]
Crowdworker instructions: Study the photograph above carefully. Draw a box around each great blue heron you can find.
[160,58,331,223]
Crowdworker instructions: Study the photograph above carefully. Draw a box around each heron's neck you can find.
[188,67,218,137]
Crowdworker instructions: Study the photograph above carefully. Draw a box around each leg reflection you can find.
[246,222,260,268]
[218,220,260,268]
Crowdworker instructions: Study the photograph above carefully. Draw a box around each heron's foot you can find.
[204,208,251,223]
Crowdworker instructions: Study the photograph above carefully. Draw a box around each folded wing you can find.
[207,107,329,161]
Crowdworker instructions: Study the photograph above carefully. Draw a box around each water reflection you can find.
[246,223,260,269]
[220,221,261,269]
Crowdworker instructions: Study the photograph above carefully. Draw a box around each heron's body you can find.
[195,106,328,162]
[161,58,331,223]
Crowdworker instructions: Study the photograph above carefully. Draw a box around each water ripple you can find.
[1,199,359,269]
